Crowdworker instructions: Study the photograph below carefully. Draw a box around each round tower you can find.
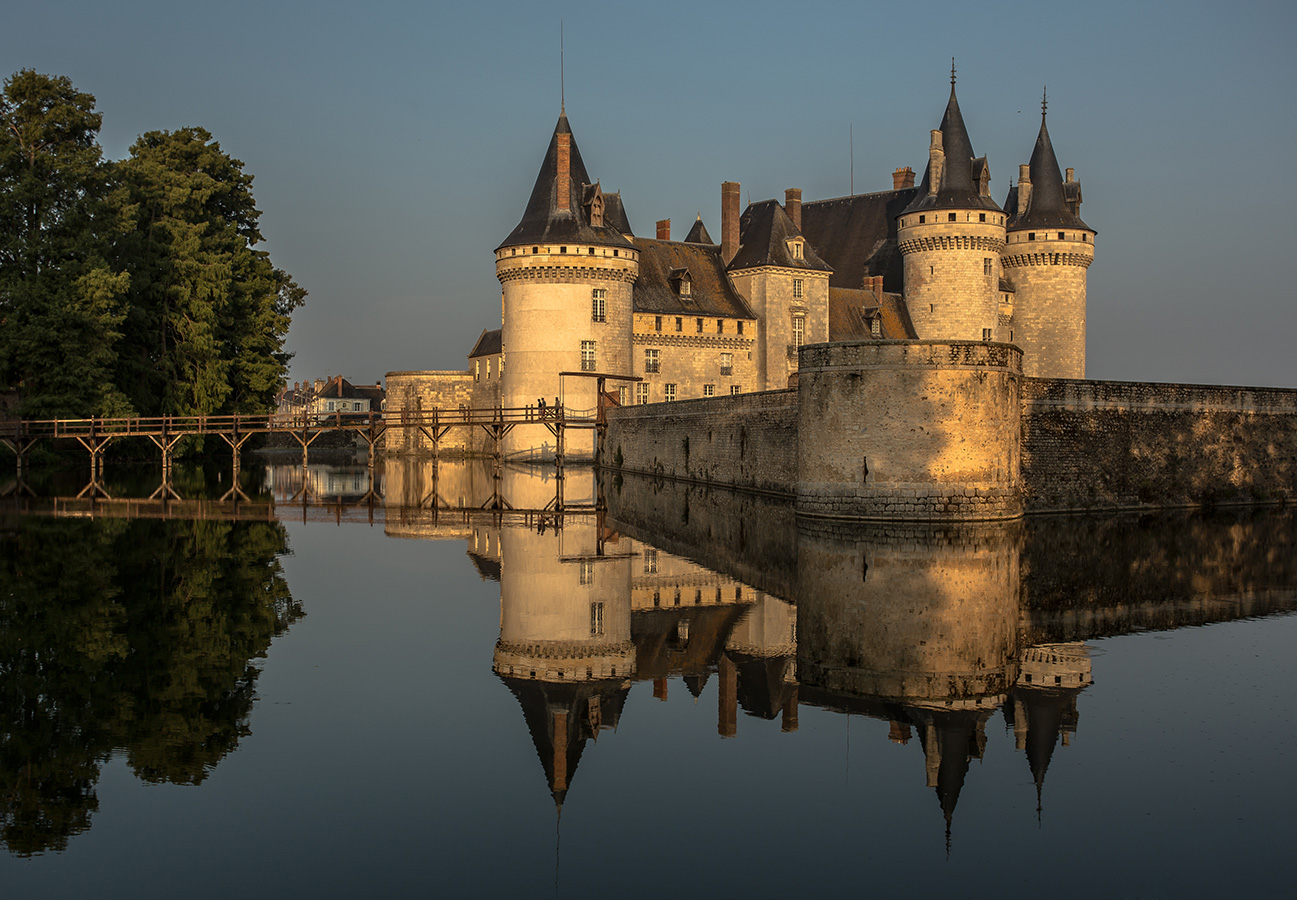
[897,77,1007,342]
[1001,96,1095,379]
[495,111,638,458]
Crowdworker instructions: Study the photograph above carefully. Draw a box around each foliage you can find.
[0,517,301,854]
[0,70,132,418]
[0,70,304,420]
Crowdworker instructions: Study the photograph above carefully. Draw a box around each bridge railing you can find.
[0,404,601,441]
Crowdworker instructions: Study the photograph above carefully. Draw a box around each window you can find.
[792,315,805,348]
[580,561,594,585]
[1058,232,1065,240]
[720,352,733,375]
[533,246,539,253]
[792,278,804,299]
[618,385,628,405]
[791,241,803,259]
[590,601,604,635]
[696,317,704,333]
[486,358,492,379]
[665,383,676,402]
[644,349,660,373]
[654,315,662,332]
[679,279,691,296]
[499,354,504,375]
[984,258,992,276]
[979,213,986,222]
[636,383,649,404]
[737,321,744,335]
[1028,232,1036,241]
[560,246,567,253]
[703,384,715,397]
[592,288,606,322]
[716,319,723,333]
[730,385,741,396]
[919,215,925,224]
[643,548,658,574]
[870,317,881,338]
[982,328,992,341]
[948,212,956,222]
[581,340,596,371]
[675,317,683,332]
[473,361,480,382]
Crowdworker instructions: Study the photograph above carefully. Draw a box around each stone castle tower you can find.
[1001,98,1096,379]
[897,77,1007,343]
[494,111,638,454]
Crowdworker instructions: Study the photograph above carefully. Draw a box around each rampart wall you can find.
[603,389,797,495]
[572,342,1297,521]
[1021,378,1297,512]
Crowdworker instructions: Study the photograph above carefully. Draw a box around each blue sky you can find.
[6,0,1295,388]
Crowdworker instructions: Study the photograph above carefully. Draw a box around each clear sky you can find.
[5,0,1295,388]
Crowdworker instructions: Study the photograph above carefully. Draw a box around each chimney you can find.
[927,130,944,195]
[784,188,802,230]
[656,218,671,241]
[1017,163,1033,213]
[892,166,915,189]
[1065,167,1075,183]
[869,275,883,301]
[721,181,741,266]
[556,132,570,211]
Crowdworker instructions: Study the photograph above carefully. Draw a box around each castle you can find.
[387,74,1094,459]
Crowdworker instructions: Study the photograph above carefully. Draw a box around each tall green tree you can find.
[115,127,304,416]
[0,70,131,418]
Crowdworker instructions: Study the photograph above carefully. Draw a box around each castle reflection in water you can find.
[301,457,1297,838]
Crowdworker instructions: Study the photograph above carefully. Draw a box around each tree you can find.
[0,70,131,418]
[115,127,304,417]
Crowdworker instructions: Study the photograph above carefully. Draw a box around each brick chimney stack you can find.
[892,166,915,189]
[784,188,802,230]
[721,181,741,266]
[556,133,570,211]
[656,218,671,240]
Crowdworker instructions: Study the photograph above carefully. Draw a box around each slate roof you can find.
[801,188,919,291]
[496,112,633,251]
[903,85,1002,215]
[683,216,714,245]
[1005,115,1092,232]
[829,288,917,340]
[728,199,832,273]
[632,238,755,319]
[468,328,503,359]
[603,190,633,236]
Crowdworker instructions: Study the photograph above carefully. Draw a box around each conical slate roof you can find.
[903,84,1002,215]
[496,112,633,251]
[683,216,714,245]
[1007,113,1092,232]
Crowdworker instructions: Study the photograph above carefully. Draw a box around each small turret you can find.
[897,70,1007,343]
[1001,90,1096,379]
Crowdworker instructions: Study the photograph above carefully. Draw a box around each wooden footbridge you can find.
[0,401,611,475]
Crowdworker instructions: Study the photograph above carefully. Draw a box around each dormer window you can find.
[789,240,804,260]
[670,267,691,297]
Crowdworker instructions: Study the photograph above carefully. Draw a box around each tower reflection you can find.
[380,460,1297,836]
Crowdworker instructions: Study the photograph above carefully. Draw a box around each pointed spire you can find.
[1007,93,1092,232]
[496,111,632,250]
[902,68,1001,215]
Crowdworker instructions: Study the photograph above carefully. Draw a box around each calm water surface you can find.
[2,460,1295,898]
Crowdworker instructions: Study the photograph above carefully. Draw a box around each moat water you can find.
[2,459,1295,898]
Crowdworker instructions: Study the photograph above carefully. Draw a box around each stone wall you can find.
[385,370,499,456]
[603,388,798,495]
[797,341,1023,521]
[1022,378,1297,512]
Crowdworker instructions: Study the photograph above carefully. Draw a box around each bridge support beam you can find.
[0,436,38,476]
